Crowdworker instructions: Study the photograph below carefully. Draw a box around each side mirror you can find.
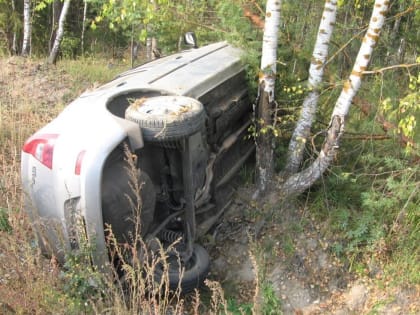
[184,32,198,49]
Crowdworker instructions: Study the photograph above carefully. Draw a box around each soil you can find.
[1,56,419,315]
[204,184,419,314]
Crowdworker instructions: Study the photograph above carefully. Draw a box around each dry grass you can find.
[0,56,273,315]
[0,56,115,314]
[0,57,87,314]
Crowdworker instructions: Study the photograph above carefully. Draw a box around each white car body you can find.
[21,41,250,273]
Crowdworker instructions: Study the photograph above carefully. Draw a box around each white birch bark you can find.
[11,0,17,54]
[21,0,31,56]
[280,0,389,196]
[285,0,337,174]
[332,0,388,118]
[81,0,88,55]
[146,37,152,61]
[255,0,281,196]
[48,0,71,64]
[49,0,61,52]
[259,0,281,103]
[151,37,158,60]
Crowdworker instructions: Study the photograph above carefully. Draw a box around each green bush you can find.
[0,208,11,233]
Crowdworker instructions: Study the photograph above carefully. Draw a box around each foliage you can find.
[225,282,282,315]
[0,0,21,55]
[60,35,81,59]
[0,207,11,232]
[226,298,253,315]
[308,145,419,285]
[93,0,219,54]
[380,66,420,154]
[260,281,283,315]
[60,239,104,308]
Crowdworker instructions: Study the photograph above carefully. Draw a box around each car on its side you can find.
[21,38,254,291]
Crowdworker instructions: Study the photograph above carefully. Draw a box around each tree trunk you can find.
[151,37,159,59]
[146,37,152,60]
[255,0,281,197]
[284,0,337,174]
[12,33,17,55]
[390,0,404,42]
[10,0,17,55]
[49,0,62,53]
[279,0,389,196]
[81,0,88,56]
[21,0,31,56]
[48,0,71,64]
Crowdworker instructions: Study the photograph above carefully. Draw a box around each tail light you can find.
[22,134,59,169]
[74,150,86,175]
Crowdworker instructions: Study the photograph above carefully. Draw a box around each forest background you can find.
[0,0,419,314]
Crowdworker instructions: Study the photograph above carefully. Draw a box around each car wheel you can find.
[125,96,205,142]
[102,163,156,243]
[155,243,210,293]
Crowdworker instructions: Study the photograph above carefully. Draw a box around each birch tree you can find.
[49,0,61,53]
[284,0,337,174]
[48,0,71,64]
[11,0,17,54]
[255,0,281,197]
[81,0,88,55]
[279,0,390,196]
[21,0,31,56]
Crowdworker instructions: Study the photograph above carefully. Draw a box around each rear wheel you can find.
[102,163,156,243]
[125,96,205,142]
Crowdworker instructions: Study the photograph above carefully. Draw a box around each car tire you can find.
[125,96,205,142]
[156,243,210,293]
[102,163,156,243]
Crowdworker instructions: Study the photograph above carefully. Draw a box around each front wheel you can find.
[156,243,210,293]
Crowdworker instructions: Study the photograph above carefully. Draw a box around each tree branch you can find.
[342,134,391,140]
[352,96,417,150]
[243,3,265,29]
[362,63,420,75]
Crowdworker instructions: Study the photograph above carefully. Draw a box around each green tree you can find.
[0,0,21,55]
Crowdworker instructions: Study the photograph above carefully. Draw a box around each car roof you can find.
[91,42,244,99]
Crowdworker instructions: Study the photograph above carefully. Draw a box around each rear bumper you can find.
[21,135,127,269]
[21,93,143,269]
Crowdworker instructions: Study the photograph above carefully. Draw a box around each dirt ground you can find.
[1,57,419,314]
[206,185,419,314]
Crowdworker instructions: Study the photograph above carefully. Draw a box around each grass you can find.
[0,56,123,314]
[306,134,419,285]
[55,57,128,97]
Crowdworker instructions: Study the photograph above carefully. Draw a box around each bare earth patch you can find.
[206,185,419,314]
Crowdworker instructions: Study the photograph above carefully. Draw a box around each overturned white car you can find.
[21,40,254,291]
